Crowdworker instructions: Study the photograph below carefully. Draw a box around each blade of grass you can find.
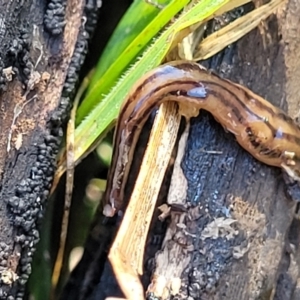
[108,102,181,299]
[76,0,191,123]
[88,0,175,89]
[193,0,284,60]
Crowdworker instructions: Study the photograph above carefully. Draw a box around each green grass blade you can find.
[76,0,190,123]
[88,0,174,89]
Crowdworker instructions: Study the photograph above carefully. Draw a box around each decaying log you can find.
[62,1,300,300]
[0,0,98,298]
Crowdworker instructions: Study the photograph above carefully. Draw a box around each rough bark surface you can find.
[62,1,300,300]
[0,0,98,298]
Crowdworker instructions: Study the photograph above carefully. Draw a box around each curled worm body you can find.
[103,61,300,216]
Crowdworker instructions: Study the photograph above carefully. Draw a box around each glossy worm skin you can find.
[103,61,300,217]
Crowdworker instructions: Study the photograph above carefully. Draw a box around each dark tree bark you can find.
[0,0,98,298]
[62,1,300,300]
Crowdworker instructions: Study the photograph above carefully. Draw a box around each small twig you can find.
[51,75,90,295]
